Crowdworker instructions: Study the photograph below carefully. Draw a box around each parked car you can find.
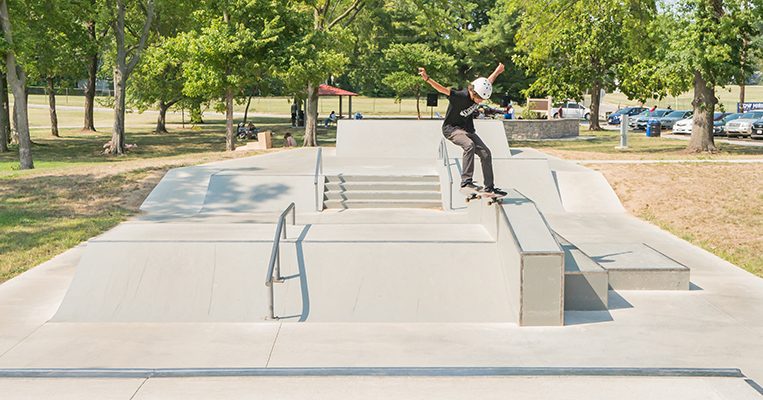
[751,119,763,139]
[552,101,591,120]
[607,106,647,125]
[672,112,731,135]
[713,112,736,136]
[659,110,692,129]
[725,111,763,138]
[630,109,672,130]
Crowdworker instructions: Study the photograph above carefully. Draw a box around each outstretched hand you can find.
[418,67,429,81]
[495,62,505,75]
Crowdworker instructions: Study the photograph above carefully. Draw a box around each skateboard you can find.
[460,187,506,205]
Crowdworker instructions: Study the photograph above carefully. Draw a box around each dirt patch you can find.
[591,163,763,277]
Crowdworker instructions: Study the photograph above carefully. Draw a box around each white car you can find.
[672,118,692,134]
[725,111,763,138]
[552,101,591,120]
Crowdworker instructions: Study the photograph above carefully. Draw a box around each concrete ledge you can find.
[470,191,564,326]
[503,119,579,140]
[576,243,690,290]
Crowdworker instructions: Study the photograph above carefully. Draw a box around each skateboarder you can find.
[418,63,507,197]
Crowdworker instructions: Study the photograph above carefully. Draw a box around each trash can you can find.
[646,118,661,137]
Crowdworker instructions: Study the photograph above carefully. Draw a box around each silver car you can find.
[659,110,692,129]
[725,111,763,138]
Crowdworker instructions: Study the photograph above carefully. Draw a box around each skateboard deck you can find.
[460,187,505,205]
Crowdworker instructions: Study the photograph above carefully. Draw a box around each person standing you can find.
[290,101,298,127]
[418,63,507,196]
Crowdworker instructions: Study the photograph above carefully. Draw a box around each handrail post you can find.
[265,203,296,320]
[314,148,323,212]
[439,139,454,210]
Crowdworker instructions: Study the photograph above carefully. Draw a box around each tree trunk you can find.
[0,72,8,151]
[416,93,421,120]
[109,0,153,155]
[156,100,169,133]
[47,77,59,137]
[688,70,716,153]
[589,82,602,131]
[83,20,97,132]
[110,67,127,154]
[739,78,745,109]
[0,0,32,168]
[303,83,319,146]
[225,88,235,151]
[243,95,252,123]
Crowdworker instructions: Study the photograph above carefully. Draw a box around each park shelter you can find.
[318,84,358,118]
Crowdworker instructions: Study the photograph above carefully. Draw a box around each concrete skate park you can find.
[1,120,762,399]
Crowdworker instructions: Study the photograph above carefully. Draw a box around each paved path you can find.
[1,123,763,398]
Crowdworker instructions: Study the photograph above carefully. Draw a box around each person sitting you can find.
[324,111,337,127]
[284,132,297,147]
[504,104,514,120]
[236,122,247,138]
[246,122,259,139]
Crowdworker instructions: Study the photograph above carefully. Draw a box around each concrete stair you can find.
[323,175,442,210]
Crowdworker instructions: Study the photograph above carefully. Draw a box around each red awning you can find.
[318,84,358,97]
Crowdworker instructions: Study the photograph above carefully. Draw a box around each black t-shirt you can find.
[443,88,479,134]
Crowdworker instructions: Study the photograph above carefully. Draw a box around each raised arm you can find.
[487,62,505,84]
[418,67,450,96]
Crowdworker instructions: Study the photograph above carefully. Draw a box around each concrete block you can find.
[576,243,690,290]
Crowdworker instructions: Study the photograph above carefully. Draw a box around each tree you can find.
[659,0,754,152]
[128,39,185,133]
[285,0,365,147]
[26,0,88,137]
[382,43,454,119]
[0,72,8,152]
[107,0,155,155]
[0,0,32,168]
[512,0,655,130]
[175,1,284,151]
[83,0,109,132]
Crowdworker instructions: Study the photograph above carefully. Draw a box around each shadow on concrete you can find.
[202,181,291,212]
[564,311,613,325]
[296,225,312,322]
[689,282,704,291]
[607,291,634,310]
[591,251,633,265]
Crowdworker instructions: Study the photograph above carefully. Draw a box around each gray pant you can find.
[444,129,494,188]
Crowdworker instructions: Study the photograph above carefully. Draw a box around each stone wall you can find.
[502,119,579,140]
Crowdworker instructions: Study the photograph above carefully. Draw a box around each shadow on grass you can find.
[0,170,160,281]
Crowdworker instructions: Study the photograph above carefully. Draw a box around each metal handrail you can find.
[265,202,296,320]
[313,147,323,211]
[439,139,453,210]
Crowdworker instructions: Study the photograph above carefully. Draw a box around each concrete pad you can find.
[0,378,144,400]
[554,170,625,213]
[323,156,438,176]
[131,376,763,400]
[0,323,279,368]
[201,174,315,214]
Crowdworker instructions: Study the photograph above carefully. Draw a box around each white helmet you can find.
[471,77,492,100]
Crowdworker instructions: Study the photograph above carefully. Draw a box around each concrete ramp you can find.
[336,120,511,159]
[53,222,518,323]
